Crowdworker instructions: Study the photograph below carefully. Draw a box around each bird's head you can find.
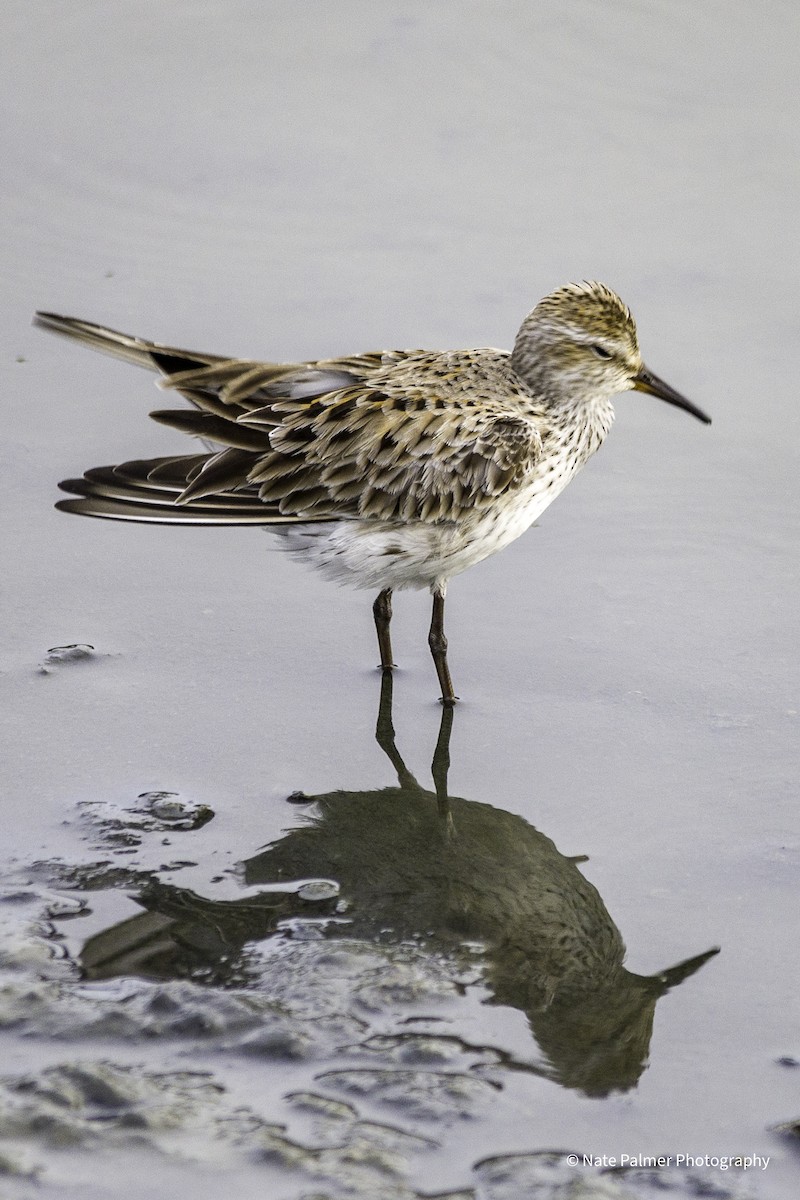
[511,281,711,423]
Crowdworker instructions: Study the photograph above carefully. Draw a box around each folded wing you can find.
[43,314,543,526]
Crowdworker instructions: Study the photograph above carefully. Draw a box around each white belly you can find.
[272,448,586,593]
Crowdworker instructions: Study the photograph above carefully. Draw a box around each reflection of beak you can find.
[633,366,712,425]
[642,946,721,995]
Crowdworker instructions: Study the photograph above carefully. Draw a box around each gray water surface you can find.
[2,3,798,1197]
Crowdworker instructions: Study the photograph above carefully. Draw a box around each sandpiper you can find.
[38,282,710,702]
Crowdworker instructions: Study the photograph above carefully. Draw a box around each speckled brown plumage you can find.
[37,282,710,701]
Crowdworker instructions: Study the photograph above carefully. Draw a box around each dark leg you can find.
[429,586,457,705]
[373,588,395,670]
[374,658,456,834]
[375,666,421,792]
[432,701,455,832]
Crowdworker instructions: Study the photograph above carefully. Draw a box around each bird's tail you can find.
[38,312,338,527]
[33,312,223,373]
[56,454,316,526]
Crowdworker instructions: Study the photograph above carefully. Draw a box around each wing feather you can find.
[43,314,544,527]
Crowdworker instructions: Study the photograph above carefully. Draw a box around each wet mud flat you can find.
[1,672,795,1200]
[4,1,800,1196]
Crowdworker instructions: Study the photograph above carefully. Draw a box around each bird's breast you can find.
[271,404,613,592]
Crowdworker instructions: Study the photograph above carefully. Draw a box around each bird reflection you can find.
[79,672,718,1096]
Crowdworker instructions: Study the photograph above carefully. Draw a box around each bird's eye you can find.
[591,344,612,359]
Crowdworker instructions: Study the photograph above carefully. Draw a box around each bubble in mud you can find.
[297,880,340,902]
[286,791,312,805]
[143,793,185,822]
[39,644,95,673]
[78,793,215,845]
[138,793,215,831]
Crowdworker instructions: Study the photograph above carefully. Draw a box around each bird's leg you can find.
[429,585,457,705]
[374,665,421,792]
[432,701,455,833]
[373,588,395,670]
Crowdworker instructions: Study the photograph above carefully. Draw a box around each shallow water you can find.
[2,2,798,1197]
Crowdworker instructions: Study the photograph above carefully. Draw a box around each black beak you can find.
[633,366,711,425]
